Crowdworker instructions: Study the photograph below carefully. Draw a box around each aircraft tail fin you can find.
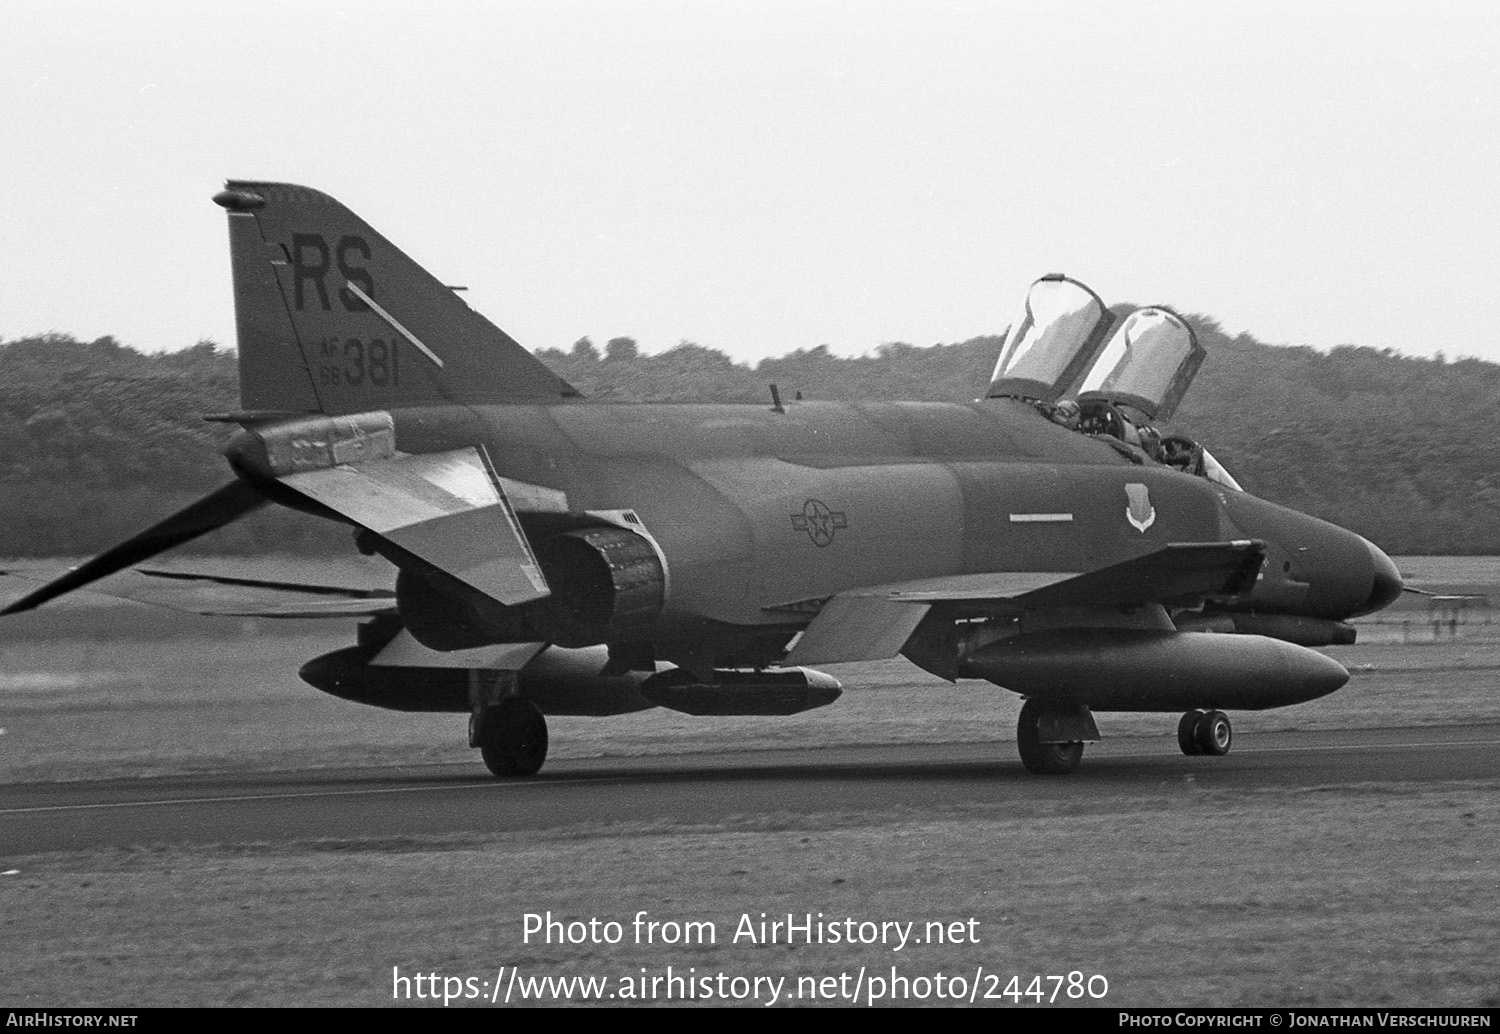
[214,181,578,416]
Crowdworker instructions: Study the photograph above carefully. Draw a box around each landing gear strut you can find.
[1177,709,1232,757]
[469,673,548,777]
[1016,698,1096,775]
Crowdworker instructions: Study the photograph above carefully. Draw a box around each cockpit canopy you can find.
[990,276,1242,492]
[987,274,1117,404]
[1078,306,1205,421]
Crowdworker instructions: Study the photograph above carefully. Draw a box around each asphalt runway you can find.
[4,723,1498,856]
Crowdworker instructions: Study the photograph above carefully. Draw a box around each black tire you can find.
[476,697,549,777]
[1016,699,1085,775]
[1178,710,1206,755]
[1194,710,1232,756]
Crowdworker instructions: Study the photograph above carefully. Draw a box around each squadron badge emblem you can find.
[1124,483,1156,533]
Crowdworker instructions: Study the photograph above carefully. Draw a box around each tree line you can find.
[0,323,1494,555]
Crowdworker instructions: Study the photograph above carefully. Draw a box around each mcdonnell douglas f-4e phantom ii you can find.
[3,182,1404,777]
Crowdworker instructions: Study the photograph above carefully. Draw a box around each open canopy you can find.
[988,275,1117,403]
[1078,306,1205,421]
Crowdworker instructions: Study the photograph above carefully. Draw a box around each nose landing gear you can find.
[1177,709,1232,756]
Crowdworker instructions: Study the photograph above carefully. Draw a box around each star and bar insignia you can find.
[791,499,848,547]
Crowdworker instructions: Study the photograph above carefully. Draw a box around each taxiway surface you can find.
[4,724,1497,856]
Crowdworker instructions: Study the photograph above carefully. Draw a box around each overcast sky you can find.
[3,1,1497,365]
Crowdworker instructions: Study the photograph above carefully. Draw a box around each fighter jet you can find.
[1,182,1404,777]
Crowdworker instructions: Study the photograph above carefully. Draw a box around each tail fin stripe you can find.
[343,279,445,368]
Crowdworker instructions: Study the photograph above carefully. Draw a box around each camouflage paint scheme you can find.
[2,182,1403,777]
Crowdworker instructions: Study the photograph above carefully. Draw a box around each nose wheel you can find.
[1177,709,1232,756]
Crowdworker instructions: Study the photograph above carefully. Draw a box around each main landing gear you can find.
[1015,698,1098,775]
[1177,709,1232,756]
[1014,702,1234,772]
[470,674,549,777]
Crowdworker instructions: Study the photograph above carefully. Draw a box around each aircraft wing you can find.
[0,564,396,619]
[783,541,1265,665]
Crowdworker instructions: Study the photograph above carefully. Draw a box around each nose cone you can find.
[1352,537,1403,617]
[1220,492,1403,620]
